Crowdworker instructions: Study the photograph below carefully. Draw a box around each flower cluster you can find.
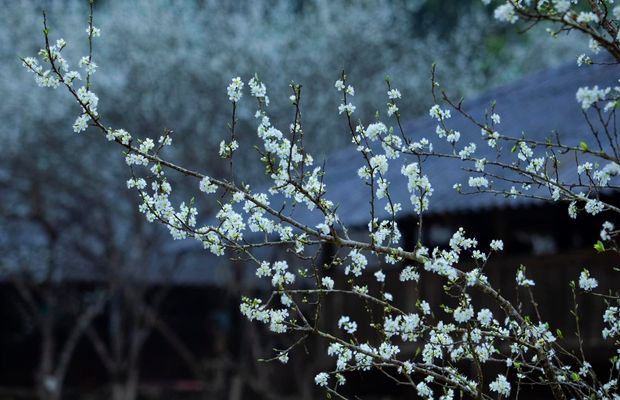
[22,8,620,399]
[227,77,244,102]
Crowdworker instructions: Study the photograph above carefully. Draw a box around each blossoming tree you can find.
[21,0,620,399]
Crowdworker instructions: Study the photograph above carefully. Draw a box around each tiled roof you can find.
[274,59,618,228]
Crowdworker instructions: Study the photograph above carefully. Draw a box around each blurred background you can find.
[0,0,600,399]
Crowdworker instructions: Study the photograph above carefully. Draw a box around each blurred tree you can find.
[2,0,586,181]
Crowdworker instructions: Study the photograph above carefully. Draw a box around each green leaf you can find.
[594,240,605,253]
[556,329,563,339]
[579,141,589,151]
[571,372,580,382]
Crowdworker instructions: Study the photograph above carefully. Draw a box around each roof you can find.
[266,58,618,229]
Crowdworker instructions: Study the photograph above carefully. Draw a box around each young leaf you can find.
[594,240,605,253]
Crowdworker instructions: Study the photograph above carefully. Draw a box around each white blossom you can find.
[477,309,493,327]
[338,102,356,115]
[453,305,474,323]
[585,198,604,215]
[554,0,572,13]
[72,114,90,133]
[79,56,97,75]
[429,104,451,121]
[387,103,399,116]
[600,221,615,241]
[416,381,433,399]
[365,122,387,140]
[490,239,504,251]
[516,267,535,287]
[489,375,511,397]
[338,316,358,334]
[369,154,389,175]
[400,266,420,282]
[219,140,239,158]
[576,11,599,24]
[494,4,518,23]
[321,276,335,290]
[602,307,620,339]
[588,38,601,54]
[387,88,401,99]
[458,142,476,159]
[468,176,489,188]
[199,177,218,194]
[227,76,244,102]
[345,249,368,276]
[568,201,578,219]
[248,76,267,99]
[578,269,598,291]
[576,86,610,109]
[577,53,592,66]
[314,372,329,387]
